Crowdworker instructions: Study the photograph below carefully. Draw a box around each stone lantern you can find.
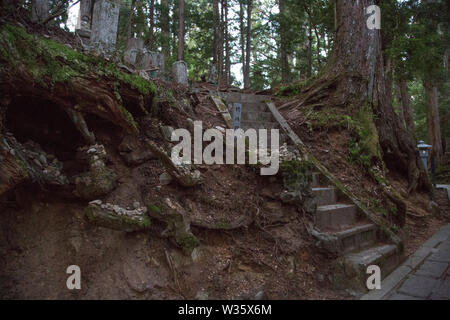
[417,140,432,170]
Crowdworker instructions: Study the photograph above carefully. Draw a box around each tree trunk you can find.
[212,0,220,66]
[244,0,252,89]
[239,1,246,86]
[161,0,170,64]
[147,0,155,51]
[279,0,288,83]
[394,83,407,130]
[217,0,225,86]
[290,0,431,226]
[307,22,312,78]
[31,0,50,24]
[177,0,185,61]
[126,0,136,41]
[224,0,230,86]
[398,80,416,138]
[424,80,444,166]
[171,1,178,59]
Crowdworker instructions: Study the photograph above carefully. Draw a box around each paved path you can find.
[362,224,450,300]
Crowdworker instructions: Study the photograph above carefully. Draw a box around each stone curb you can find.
[361,223,450,300]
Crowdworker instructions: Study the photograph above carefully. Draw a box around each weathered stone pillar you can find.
[208,64,217,84]
[76,0,93,30]
[124,38,144,66]
[155,52,165,75]
[31,0,50,24]
[76,0,93,44]
[126,38,144,51]
[172,61,188,85]
[91,0,120,53]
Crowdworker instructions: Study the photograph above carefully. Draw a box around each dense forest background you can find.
[4,0,450,161]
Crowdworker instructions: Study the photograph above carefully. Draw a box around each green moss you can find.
[280,159,314,191]
[0,23,156,97]
[118,105,139,130]
[142,216,151,228]
[215,219,232,230]
[346,103,383,168]
[176,232,200,255]
[147,204,162,214]
[275,76,318,97]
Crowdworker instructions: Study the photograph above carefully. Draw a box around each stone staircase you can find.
[311,172,401,292]
[213,92,403,294]
[216,92,287,145]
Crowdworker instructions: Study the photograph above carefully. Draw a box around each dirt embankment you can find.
[0,18,346,300]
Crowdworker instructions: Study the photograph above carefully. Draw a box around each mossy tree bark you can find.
[318,0,429,192]
[397,79,416,139]
[424,80,443,167]
[289,0,432,225]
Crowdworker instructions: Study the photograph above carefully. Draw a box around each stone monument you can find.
[124,38,144,66]
[172,61,188,85]
[76,0,93,44]
[90,0,120,53]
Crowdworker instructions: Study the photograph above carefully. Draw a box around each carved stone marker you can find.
[208,64,217,84]
[76,0,93,30]
[127,38,144,51]
[124,38,144,66]
[137,51,165,74]
[172,61,188,85]
[90,0,120,53]
[76,0,93,44]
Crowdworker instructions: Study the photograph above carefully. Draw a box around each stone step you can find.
[220,92,270,104]
[312,187,337,206]
[240,121,280,130]
[335,244,400,291]
[315,204,357,230]
[331,223,378,254]
[241,103,269,113]
[312,172,321,188]
[312,223,378,255]
[241,111,274,122]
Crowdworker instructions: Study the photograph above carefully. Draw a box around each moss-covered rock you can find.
[279,159,316,214]
[75,145,118,200]
[147,198,200,255]
[85,200,151,232]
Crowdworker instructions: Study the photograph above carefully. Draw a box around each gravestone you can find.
[136,50,165,75]
[208,64,217,84]
[127,38,144,51]
[124,38,144,66]
[91,0,120,53]
[172,61,188,85]
[76,0,92,30]
[76,0,93,44]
